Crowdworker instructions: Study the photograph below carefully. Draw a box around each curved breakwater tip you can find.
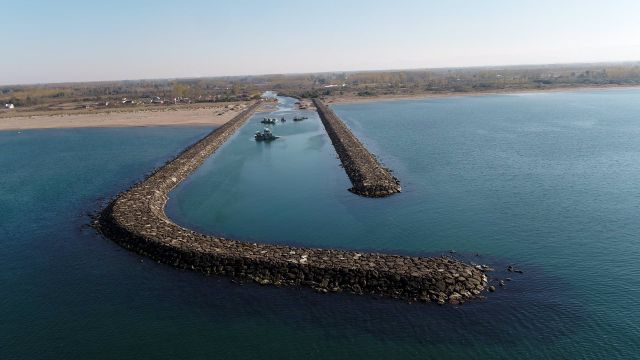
[95,99,488,305]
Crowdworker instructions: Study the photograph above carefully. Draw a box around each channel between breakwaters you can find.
[96,98,488,305]
[313,98,401,197]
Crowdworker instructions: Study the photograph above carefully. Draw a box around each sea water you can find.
[3,90,640,359]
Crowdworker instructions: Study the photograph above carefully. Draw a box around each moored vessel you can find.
[255,128,279,141]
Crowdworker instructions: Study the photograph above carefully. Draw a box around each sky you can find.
[2,0,640,85]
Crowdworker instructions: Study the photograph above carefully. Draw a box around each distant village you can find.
[0,86,258,114]
[70,91,260,111]
[100,96,195,108]
[2,62,640,114]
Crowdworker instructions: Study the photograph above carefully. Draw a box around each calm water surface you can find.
[3,90,640,359]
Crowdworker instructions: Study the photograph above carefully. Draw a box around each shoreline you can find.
[326,84,640,104]
[3,85,638,131]
[0,102,262,131]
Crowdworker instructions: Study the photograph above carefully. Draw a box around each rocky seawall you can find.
[313,98,401,197]
[96,100,487,305]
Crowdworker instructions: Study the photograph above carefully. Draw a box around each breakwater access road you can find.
[96,98,487,305]
[313,98,401,197]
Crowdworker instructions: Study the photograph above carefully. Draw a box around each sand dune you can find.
[0,105,254,131]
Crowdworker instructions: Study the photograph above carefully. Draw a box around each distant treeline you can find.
[288,62,640,98]
[0,78,263,107]
[2,62,640,108]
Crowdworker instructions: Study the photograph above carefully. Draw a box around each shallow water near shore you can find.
[3,90,640,358]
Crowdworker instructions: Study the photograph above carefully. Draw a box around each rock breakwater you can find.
[313,98,401,197]
[96,99,487,305]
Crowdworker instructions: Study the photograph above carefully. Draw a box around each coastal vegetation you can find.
[3,62,640,115]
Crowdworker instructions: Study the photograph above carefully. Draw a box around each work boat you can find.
[255,128,279,141]
[261,117,277,124]
[293,116,308,121]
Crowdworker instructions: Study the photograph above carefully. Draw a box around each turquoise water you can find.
[2,90,640,359]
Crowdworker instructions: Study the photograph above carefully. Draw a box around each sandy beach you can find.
[0,103,258,131]
[326,84,640,104]
[3,85,638,131]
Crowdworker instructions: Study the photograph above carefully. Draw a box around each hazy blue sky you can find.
[2,0,640,85]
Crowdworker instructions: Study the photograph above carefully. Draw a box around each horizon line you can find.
[2,59,639,88]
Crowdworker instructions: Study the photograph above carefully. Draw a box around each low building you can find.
[173,97,192,104]
[5,103,15,109]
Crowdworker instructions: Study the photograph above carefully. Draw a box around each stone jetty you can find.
[96,100,487,305]
[313,98,401,197]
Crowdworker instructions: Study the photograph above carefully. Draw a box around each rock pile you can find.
[96,100,487,304]
[313,98,401,197]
